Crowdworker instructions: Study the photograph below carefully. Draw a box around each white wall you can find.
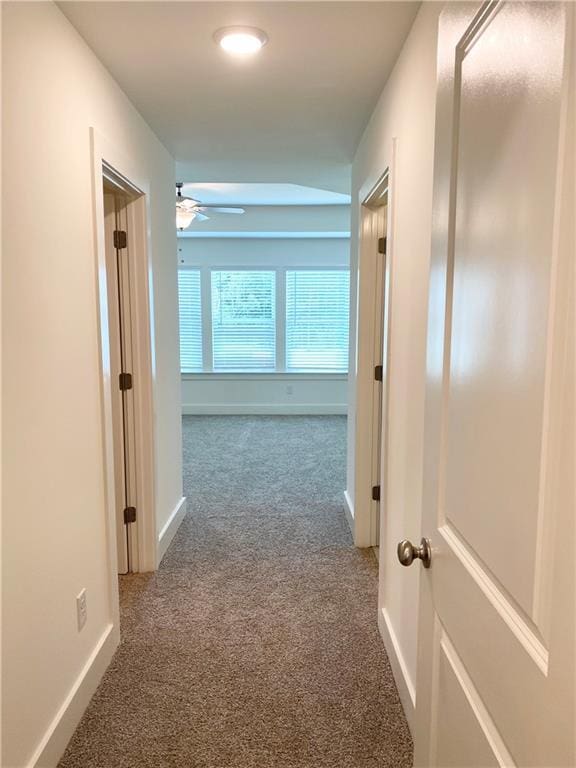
[176,160,352,197]
[346,3,441,726]
[178,204,350,237]
[179,237,349,415]
[182,375,347,415]
[178,235,350,266]
[2,3,182,766]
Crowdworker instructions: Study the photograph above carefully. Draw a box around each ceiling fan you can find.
[176,182,245,229]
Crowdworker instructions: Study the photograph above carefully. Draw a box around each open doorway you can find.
[175,182,351,559]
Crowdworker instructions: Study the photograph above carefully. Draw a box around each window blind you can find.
[177,269,203,373]
[211,270,276,371]
[286,270,350,372]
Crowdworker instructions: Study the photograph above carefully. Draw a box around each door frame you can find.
[90,128,157,594]
[351,157,395,548]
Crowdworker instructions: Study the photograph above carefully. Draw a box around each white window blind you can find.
[211,271,276,371]
[177,269,203,373]
[286,270,350,372]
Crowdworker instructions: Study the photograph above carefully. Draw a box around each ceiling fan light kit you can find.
[176,209,196,229]
[176,182,245,230]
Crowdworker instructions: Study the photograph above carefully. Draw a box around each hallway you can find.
[58,416,411,768]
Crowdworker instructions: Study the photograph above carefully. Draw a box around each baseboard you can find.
[378,607,416,734]
[343,489,354,535]
[28,623,119,768]
[182,404,347,415]
[157,496,187,564]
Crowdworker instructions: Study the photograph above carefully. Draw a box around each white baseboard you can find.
[28,623,119,768]
[343,489,354,535]
[157,496,187,564]
[182,404,347,416]
[378,607,416,734]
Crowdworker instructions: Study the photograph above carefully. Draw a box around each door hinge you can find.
[113,229,127,249]
[123,506,136,524]
[372,485,381,502]
[119,372,133,391]
[378,236,387,255]
[374,364,383,382]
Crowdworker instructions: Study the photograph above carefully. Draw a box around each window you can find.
[177,265,350,374]
[211,270,276,371]
[286,270,350,372]
[178,269,203,372]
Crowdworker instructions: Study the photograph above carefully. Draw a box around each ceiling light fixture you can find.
[176,209,197,230]
[214,26,268,56]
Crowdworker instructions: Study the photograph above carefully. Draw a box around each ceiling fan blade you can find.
[196,206,245,215]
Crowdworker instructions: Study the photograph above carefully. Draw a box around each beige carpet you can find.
[58,416,412,768]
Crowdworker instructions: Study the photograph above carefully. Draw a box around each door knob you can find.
[397,538,432,568]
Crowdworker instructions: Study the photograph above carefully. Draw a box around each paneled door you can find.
[411,2,574,766]
[104,188,138,574]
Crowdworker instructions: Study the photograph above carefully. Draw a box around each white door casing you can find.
[414,3,575,767]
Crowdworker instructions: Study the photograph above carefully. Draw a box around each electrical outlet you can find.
[286,385,293,395]
[76,589,87,632]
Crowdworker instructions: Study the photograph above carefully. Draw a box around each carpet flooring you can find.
[58,416,412,768]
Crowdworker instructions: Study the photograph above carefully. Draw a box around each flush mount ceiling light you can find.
[214,26,268,56]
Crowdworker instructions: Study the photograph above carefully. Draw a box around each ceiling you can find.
[59,2,419,191]
[181,182,350,206]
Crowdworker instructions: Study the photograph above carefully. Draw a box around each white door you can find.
[411,2,575,766]
[369,198,389,548]
[104,190,138,574]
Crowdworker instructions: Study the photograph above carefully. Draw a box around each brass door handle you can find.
[397,538,432,568]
